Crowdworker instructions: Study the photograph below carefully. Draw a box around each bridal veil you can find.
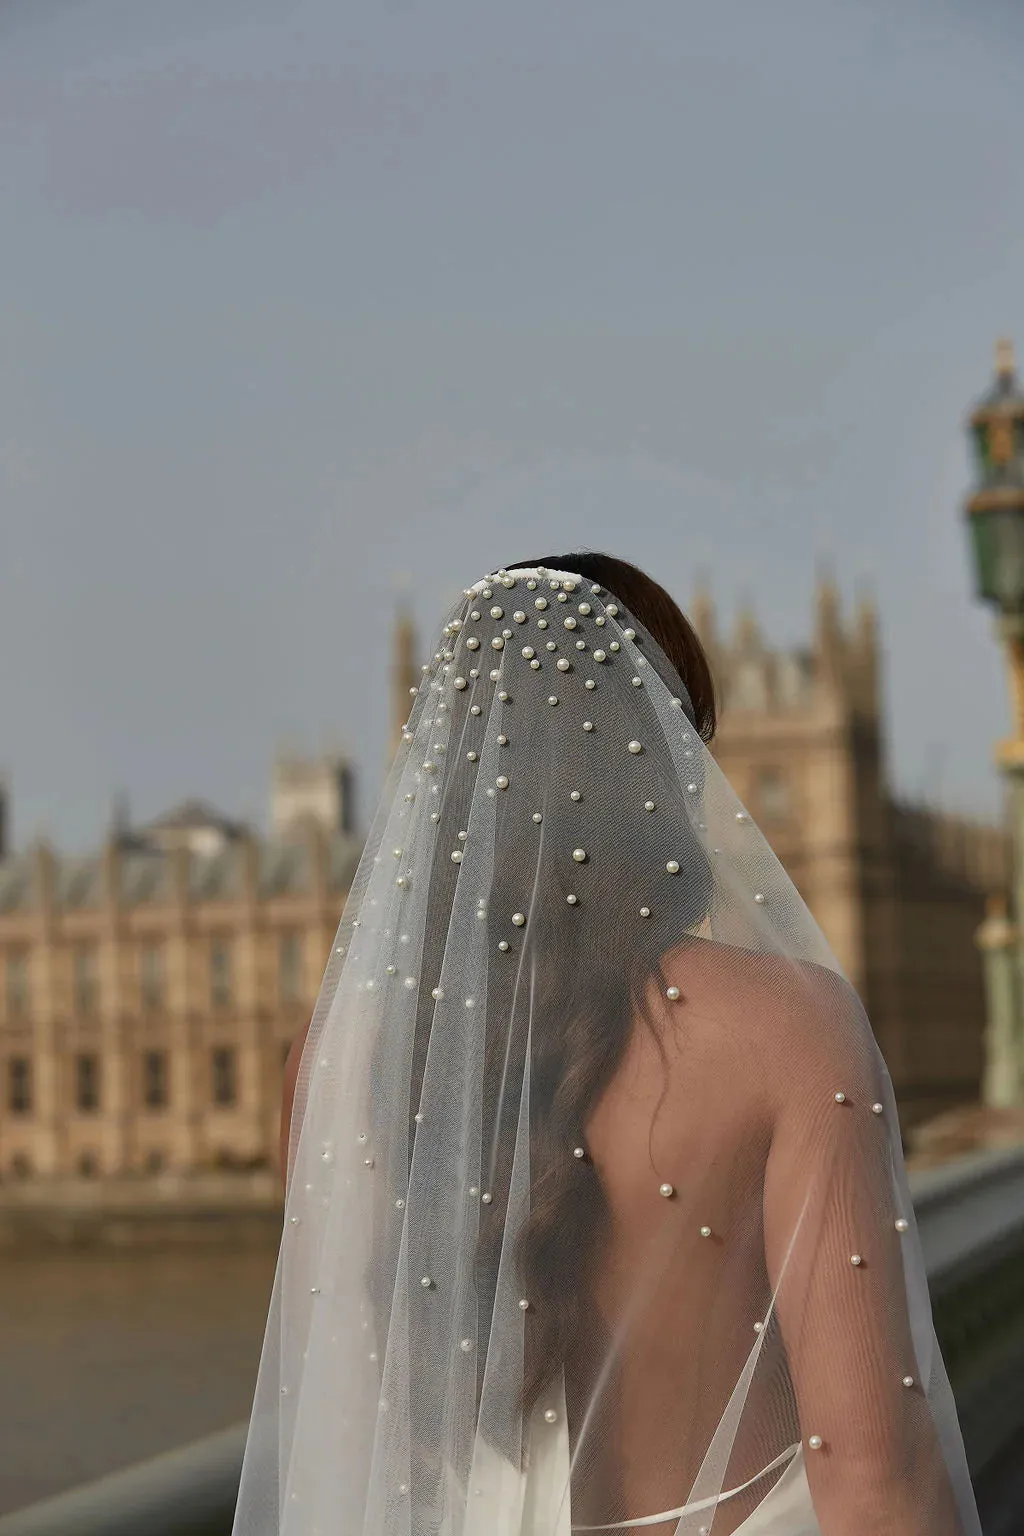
[232,565,980,1535]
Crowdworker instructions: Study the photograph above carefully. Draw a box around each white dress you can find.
[462,1379,821,1536]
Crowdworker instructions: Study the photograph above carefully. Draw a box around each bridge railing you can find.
[2,1144,1023,1536]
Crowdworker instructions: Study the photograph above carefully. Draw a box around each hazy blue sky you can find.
[2,0,1023,850]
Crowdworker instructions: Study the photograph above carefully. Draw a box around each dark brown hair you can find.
[507,551,717,743]
[497,552,717,1414]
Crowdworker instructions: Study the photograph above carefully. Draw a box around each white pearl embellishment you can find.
[512,913,525,926]
[834,1092,846,1104]
[850,1254,863,1266]
[518,1298,530,1311]
[808,1435,823,1450]
[666,985,680,1000]
[902,1375,915,1388]
[666,860,680,874]
[572,848,587,863]
[628,740,642,754]
[421,1276,433,1289]
[659,1182,675,1198]
[543,1409,558,1424]
[754,892,765,904]
[639,907,650,918]
[872,1103,884,1115]
[573,1146,586,1159]
[895,1218,908,1232]
[700,1225,712,1238]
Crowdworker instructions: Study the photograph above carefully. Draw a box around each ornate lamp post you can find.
[965,339,1024,1109]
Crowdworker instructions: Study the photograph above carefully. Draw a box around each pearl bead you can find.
[632,677,642,688]
[666,860,680,874]
[895,1217,908,1233]
[593,649,607,662]
[570,790,582,801]
[496,775,509,789]
[497,733,508,745]
[834,1092,846,1104]
[537,620,548,630]
[639,906,651,918]
[498,691,509,701]
[548,695,559,706]
[535,597,548,609]
[466,637,480,650]
[645,801,655,811]
[414,1112,424,1123]
[700,1225,712,1238]
[556,657,570,671]
[666,985,680,1001]
[543,1409,558,1424]
[585,678,596,689]
[491,637,504,650]
[490,606,503,619]
[808,1435,823,1451]
[753,1321,763,1333]
[530,659,541,669]
[850,1254,863,1266]
[532,812,543,823]
[659,1182,675,1198]
[518,1298,530,1311]
[754,893,765,904]
[902,1375,915,1389]
[396,1198,405,1209]
[421,1276,433,1289]
[583,721,594,731]
[573,1146,586,1159]
[628,740,642,754]
[466,750,478,762]
[431,986,443,999]
[872,1103,884,1115]
[514,611,526,623]
[609,641,620,653]
[512,913,526,926]
[460,1339,473,1352]
[450,850,463,863]
[623,627,635,640]
[578,603,591,615]
[481,1192,493,1205]
[572,848,587,863]
[563,616,577,630]
[686,783,698,794]
[498,941,509,952]
[566,894,578,905]
[606,604,618,616]
[471,703,482,714]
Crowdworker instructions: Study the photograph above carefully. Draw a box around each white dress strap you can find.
[571,1442,801,1530]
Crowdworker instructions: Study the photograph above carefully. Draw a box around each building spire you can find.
[995,337,1016,380]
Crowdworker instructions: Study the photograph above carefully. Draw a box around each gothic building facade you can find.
[689,580,1009,1126]
[0,758,360,1181]
[0,584,1010,1183]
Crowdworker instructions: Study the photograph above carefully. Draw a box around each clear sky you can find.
[2,0,1023,850]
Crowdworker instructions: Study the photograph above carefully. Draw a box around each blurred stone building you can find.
[0,584,1011,1183]
[0,757,360,1180]
[691,579,1010,1128]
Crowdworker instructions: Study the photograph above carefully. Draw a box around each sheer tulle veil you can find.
[232,560,980,1536]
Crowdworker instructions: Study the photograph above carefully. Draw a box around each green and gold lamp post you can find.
[965,338,1024,1109]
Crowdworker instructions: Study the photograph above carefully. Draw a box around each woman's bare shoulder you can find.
[662,937,871,1078]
